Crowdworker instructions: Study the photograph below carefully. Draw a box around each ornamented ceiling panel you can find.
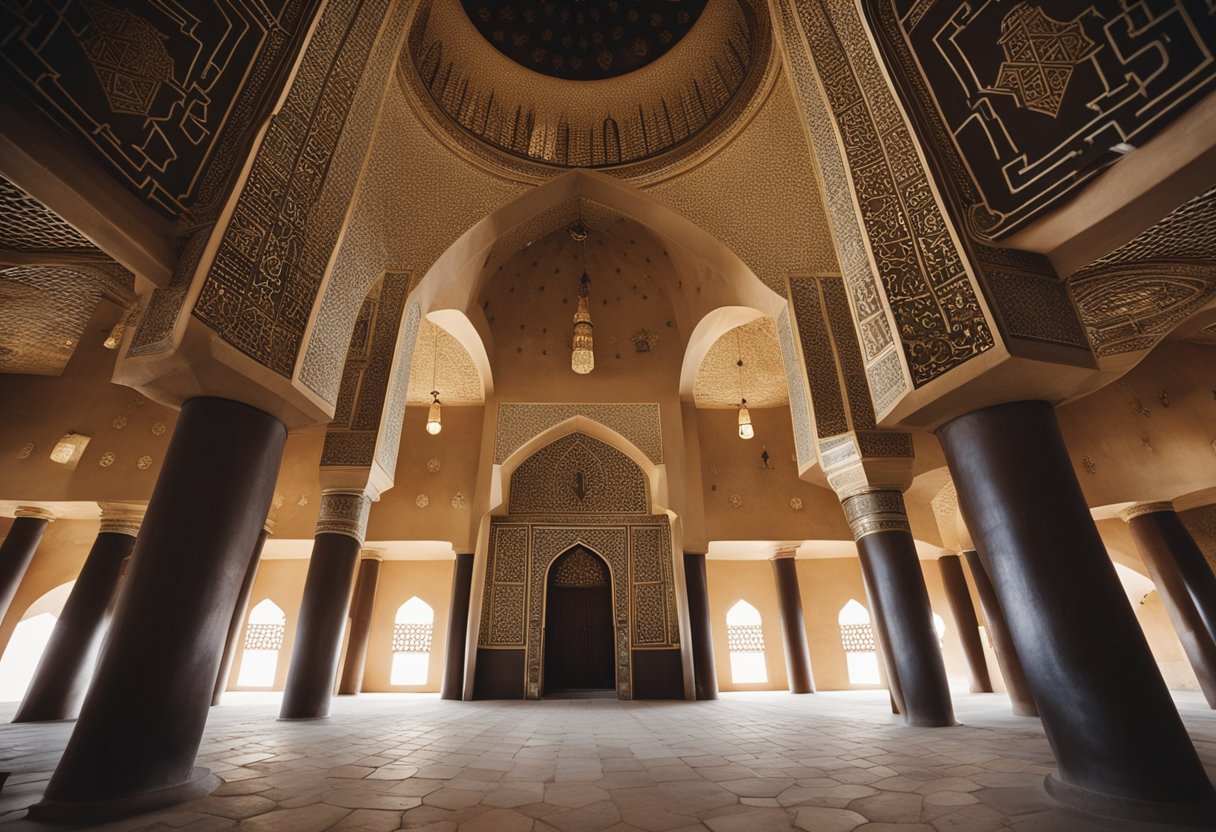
[693,316,788,408]
[460,0,707,81]
[402,0,773,177]
[0,176,99,254]
[0,0,317,219]
[1070,186,1216,357]
[407,318,485,404]
[881,0,1216,240]
[0,266,102,375]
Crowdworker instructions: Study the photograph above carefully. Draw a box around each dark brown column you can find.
[441,553,475,700]
[32,397,286,823]
[13,507,142,723]
[211,523,272,706]
[279,489,369,719]
[845,490,954,727]
[0,508,54,626]
[937,554,992,693]
[962,551,1036,716]
[1122,502,1216,709]
[338,551,382,695]
[771,552,814,693]
[682,552,718,701]
[939,401,1215,819]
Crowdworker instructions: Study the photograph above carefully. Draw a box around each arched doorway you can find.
[543,547,615,695]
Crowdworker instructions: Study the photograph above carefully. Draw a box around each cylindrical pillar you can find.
[682,552,718,701]
[279,489,370,719]
[32,397,286,823]
[937,554,992,693]
[1122,502,1216,709]
[844,489,954,727]
[13,507,142,723]
[441,553,475,700]
[337,551,382,695]
[0,507,54,625]
[771,552,814,693]
[212,521,273,706]
[963,550,1037,716]
[939,400,1215,818]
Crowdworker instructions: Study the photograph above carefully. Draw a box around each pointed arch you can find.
[680,306,769,401]
[391,596,435,686]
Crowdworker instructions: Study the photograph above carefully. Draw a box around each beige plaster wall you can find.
[696,407,848,542]
[706,559,789,692]
[359,559,453,693]
[227,558,308,692]
[0,300,177,503]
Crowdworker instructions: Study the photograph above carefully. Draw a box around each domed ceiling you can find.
[400,0,774,181]
[460,0,708,81]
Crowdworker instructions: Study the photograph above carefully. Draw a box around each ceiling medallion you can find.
[460,0,708,81]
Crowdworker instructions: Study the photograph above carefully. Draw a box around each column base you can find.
[1045,774,1216,826]
[29,767,218,823]
[276,715,331,721]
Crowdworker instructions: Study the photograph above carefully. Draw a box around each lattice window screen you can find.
[393,622,433,653]
[244,623,284,651]
[839,622,875,652]
[727,623,765,653]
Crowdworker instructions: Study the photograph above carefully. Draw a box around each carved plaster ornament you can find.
[112,416,127,430]
[137,455,152,470]
[99,452,115,467]
[790,498,803,510]
[16,442,33,459]
[415,494,429,508]
[451,492,466,509]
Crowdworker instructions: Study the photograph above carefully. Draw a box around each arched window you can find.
[838,599,880,685]
[0,582,74,702]
[726,600,767,684]
[391,597,434,685]
[237,599,285,687]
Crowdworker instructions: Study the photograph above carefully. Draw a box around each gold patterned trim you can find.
[98,511,144,537]
[841,489,910,541]
[1119,501,1175,523]
[315,489,374,544]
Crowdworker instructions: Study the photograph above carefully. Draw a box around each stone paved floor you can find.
[1,690,1213,832]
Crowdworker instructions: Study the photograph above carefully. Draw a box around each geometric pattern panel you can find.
[0,0,315,218]
[0,176,99,252]
[885,0,1216,239]
[393,622,433,653]
[509,433,648,515]
[495,403,663,464]
[552,548,609,588]
[693,316,789,409]
[406,318,485,404]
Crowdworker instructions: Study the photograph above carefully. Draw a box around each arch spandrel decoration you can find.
[508,433,648,514]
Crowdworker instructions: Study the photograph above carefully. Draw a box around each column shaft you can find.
[856,531,954,726]
[682,553,718,701]
[1125,506,1216,708]
[212,528,269,706]
[771,556,814,693]
[338,555,382,695]
[962,551,1036,716]
[939,400,1214,815]
[0,513,52,625]
[279,533,361,718]
[14,529,136,723]
[938,555,992,693]
[34,397,286,821]
[441,553,475,700]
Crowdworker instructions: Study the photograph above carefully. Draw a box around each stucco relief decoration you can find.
[315,490,374,544]
[0,267,103,376]
[0,176,99,253]
[403,0,773,179]
[777,310,814,467]
[99,452,115,467]
[495,403,663,464]
[415,494,429,508]
[136,455,152,470]
[479,515,679,699]
[552,548,609,588]
[1069,186,1216,357]
[406,319,484,404]
[878,0,1216,239]
[509,433,648,515]
[16,443,34,460]
[694,317,789,409]
[192,0,409,374]
[841,488,911,540]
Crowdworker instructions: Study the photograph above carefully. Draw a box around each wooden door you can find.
[543,549,615,692]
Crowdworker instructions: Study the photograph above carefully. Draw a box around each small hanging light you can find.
[426,390,443,435]
[736,332,754,439]
[425,324,442,435]
[569,218,594,375]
